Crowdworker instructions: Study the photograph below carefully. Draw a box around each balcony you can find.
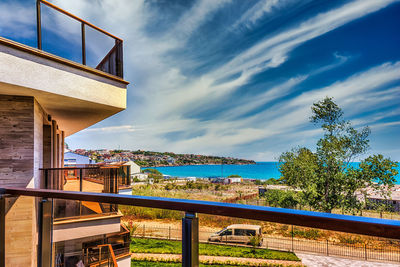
[0,0,128,136]
[1,187,400,266]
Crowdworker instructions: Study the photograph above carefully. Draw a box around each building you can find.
[64,152,95,166]
[223,177,242,184]
[0,1,129,266]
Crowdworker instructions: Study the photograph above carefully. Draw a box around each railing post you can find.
[115,40,123,78]
[80,168,83,192]
[36,0,42,50]
[38,198,52,267]
[0,193,6,267]
[81,22,86,65]
[182,212,199,267]
[44,169,49,189]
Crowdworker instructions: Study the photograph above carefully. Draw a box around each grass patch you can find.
[130,238,300,261]
[131,259,298,266]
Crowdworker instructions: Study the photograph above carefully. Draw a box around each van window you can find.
[246,230,256,236]
[220,229,232,236]
[234,229,256,236]
[234,229,245,236]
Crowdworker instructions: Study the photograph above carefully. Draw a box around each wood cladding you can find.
[0,95,35,187]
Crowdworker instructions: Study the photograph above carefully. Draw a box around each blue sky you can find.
[2,0,400,161]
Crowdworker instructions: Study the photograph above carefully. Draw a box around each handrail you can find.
[36,0,124,78]
[85,244,118,266]
[39,166,121,170]
[2,187,400,239]
[38,0,122,41]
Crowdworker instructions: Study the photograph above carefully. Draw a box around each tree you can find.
[279,97,398,213]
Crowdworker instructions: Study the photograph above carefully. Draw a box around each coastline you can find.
[145,162,400,182]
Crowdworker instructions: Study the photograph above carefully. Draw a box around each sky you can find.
[2,0,400,161]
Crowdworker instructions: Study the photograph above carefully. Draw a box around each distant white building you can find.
[223,177,242,184]
[125,161,149,181]
[64,152,94,166]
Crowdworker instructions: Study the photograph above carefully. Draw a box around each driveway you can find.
[297,253,400,267]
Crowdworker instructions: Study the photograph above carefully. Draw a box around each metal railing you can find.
[40,165,130,220]
[131,224,400,263]
[84,244,118,267]
[36,0,123,78]
[1,187,400,267]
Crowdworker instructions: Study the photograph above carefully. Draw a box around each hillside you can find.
[71,149,256,167]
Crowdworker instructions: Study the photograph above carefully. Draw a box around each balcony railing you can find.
[1,187,400,267]
[40,165,130,220]
[36,0,123,78]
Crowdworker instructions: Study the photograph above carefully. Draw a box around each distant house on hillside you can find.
[167,156,176,164]
[223,177,242,184]
[64,152,94,166]
[64,152,95,179]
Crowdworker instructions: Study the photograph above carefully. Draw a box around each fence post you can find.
[0,193,6,267]
[143,225,145,238]
[326,240,329,256]
[182,212,199,267]
[169,226,171,240]
[291,225,294,252]
[365,244,367,260]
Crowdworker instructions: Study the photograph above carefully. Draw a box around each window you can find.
[234,229,246,236]
[220,229,232,236]
[234,229,256,236]
[246,230,256,236]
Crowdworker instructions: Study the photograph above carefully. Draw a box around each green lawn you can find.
[130,238,300,261]
[131,260,296,267]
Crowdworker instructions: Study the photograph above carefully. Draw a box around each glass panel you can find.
[52,198,129,267]
[41,4,82,63]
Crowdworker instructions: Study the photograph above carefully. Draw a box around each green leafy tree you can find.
[279,97,398,213]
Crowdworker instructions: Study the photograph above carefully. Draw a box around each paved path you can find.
[297,253,400,267]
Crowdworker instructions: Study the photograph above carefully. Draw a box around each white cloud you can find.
[82,125,136,133]
[215,0,398,80]
[0,2,35,38]
[56,0,400,161]
[231,0,290,30]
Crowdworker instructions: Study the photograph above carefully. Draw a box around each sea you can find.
[152,162,285,180]
[150,162,400,183]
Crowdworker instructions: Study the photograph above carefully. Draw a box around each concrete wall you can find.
[117,255,131,267]
[0,41,127,136]
[53,216,122,242]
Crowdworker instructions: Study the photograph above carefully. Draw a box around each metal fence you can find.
[131,224,400,263]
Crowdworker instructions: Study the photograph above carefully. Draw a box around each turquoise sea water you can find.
[150,162,400,182]
[153,162,282,180]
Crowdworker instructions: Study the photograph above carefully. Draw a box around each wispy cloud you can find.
[231,0,293,30]
[82,125,137,133]
[43,0,400,160]
[0,2,35,38]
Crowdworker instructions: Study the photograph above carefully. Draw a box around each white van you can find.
[208,224,263,245]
